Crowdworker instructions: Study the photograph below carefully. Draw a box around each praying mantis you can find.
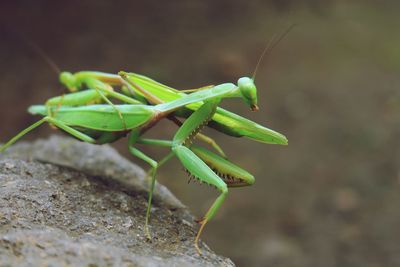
[48,70,288,165]
[1,31,291,253]
[0,70,287,253]
[45,27,292,152]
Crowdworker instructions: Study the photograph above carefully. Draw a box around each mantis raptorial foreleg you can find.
[166,115,226,158]
[128,130,175,239]
[171,99,228,254]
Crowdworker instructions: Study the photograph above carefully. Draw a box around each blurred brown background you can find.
[1,1,400,266]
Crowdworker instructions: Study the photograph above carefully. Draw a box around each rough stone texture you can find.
[0,135,234,267]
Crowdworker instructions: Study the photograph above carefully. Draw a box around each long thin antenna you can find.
[252,24,296,81]
[251,35,276,81]
[24,39,61,75]
[4,27,61,75]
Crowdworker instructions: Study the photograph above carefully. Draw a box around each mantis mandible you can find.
[0,75,285,253]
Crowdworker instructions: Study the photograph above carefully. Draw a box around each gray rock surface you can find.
[0,135,234,267]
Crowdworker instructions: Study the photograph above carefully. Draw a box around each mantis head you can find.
[59,71,78,92]
[237,25,295,112]
[237,77,259,111]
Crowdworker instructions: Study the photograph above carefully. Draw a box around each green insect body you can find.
[1,75,282,253]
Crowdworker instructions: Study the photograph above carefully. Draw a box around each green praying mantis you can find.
[0,33,290,253]
[0,71,287,253]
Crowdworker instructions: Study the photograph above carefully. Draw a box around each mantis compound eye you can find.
[238,77,258,111]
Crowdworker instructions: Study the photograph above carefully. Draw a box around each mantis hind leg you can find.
[171,99,228,254]
[128,131,175,239]
[0,116,96,152]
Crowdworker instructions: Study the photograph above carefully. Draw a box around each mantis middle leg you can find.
[127,130,175,239]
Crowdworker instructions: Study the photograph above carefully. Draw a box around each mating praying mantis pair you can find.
[0,36,289,254]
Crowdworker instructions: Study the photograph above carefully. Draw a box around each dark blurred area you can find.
[1,1,400,266]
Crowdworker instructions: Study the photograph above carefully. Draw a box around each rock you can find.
[0,135,234,267]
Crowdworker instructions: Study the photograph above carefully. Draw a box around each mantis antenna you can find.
[24,38,61,75]
[5,28,61,75]
[252,24,296,81]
